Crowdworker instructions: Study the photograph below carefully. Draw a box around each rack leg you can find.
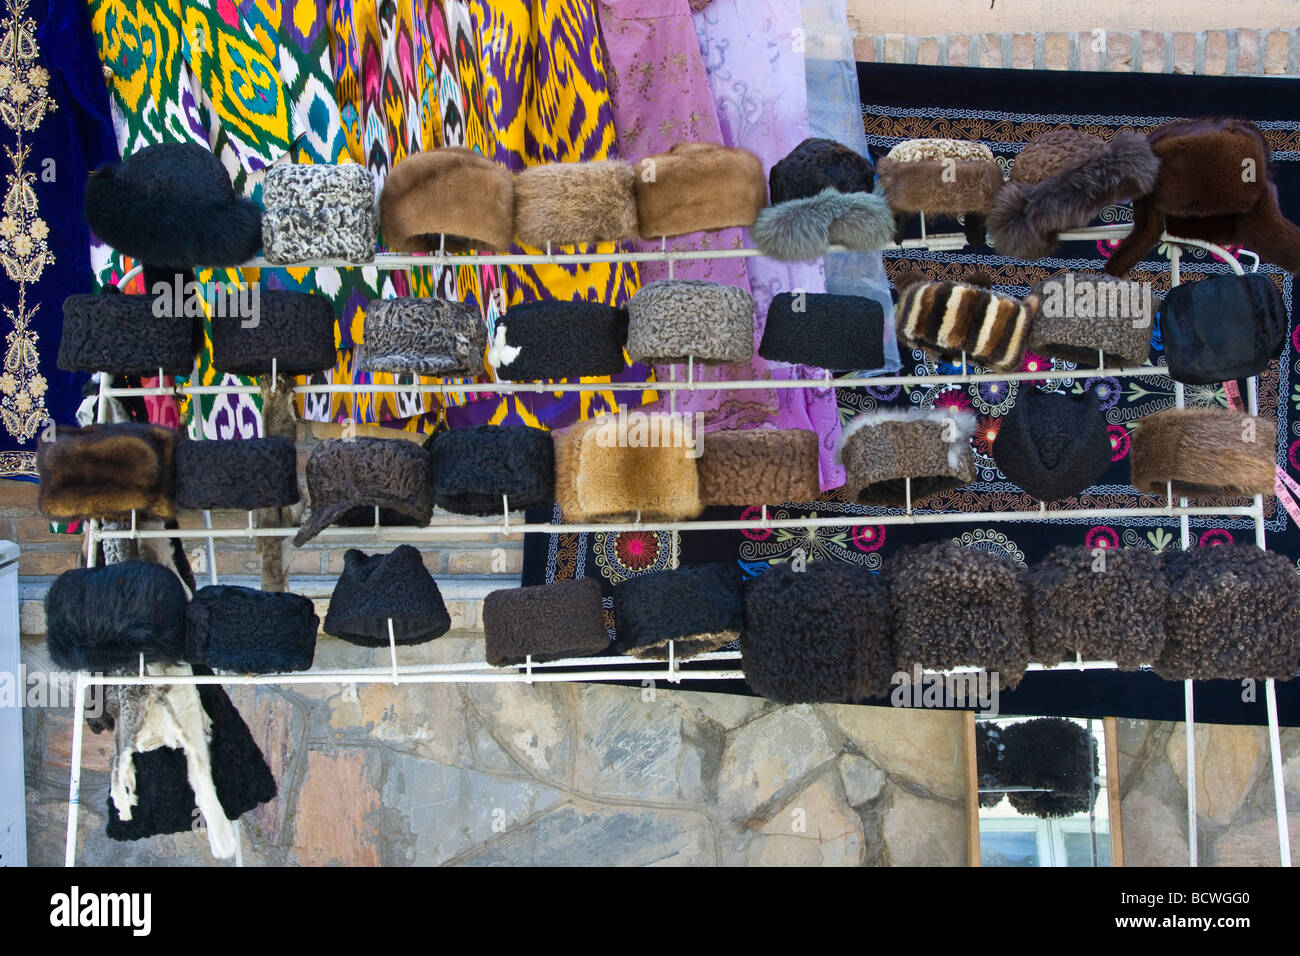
[1184,680,1197,867]
[64,671,85,867]
[1265,678,1292,867]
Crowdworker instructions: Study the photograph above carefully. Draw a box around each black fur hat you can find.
[993,389,1114,502]
[483,577,609,666]
[613,563,743,660]
[210,290,337,376]
[175,436,300,511]
[759,292,886,371]
[59,291,199,377]
[294,438,434,546]
[1159,274,1288,386]
[46,562,188,670]
[488,301,629,381]
[998,717,1097,819]
[84,142,263,268]
[432,425,555,515]
[186,585,318,673]
[37,422,178,521]
[324,546,451,646]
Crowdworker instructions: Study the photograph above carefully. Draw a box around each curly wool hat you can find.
[836,408,977,506]
[513,160,639,247]
[261,162,376,264]
[59,292,198,377]
[741,560,894,704]
[759,291,886,371]
[483,577,610,666]
[175,436,299,512]
[993,389,1114,502]
[357,298,486,377]
[488,301,629,381]
[896,275,1032,372]
[988,128,1160,260]
[1159,274,1287,386]
[84,142,263,268]
[379,147,515,251]
[37,422,178,521]
[1022,272,1153,369]
[294,437,434,546]
[1130,408,1276,500]
[875,139,1004,244]
[210,290,337,376]
[432,425,555,515]
[324,546,451,646]
[697,428,821,506]
[45,562,189,670]
[186,585,318,673]
[632,142,767,239]
[999,718,1098,819]
[613,563,743,660]
[626,280,755,365]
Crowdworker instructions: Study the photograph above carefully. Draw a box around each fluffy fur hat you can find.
[210,290,337,376]
[489,301,629,381]
[175,436,300,512]
[84,142,263,269]
[483,577,610,666]
[697,428,821,506]
[1158,544,1300,680]
[999,718,1097,819]
[261,162,376,264]
[294,437,434,546]
[513,160,639,247]
[357,298,486,377]
[633,142,767,239]
[1159,274,1287,386]
[380,147,515,252]
[59,291,199,377]
[1130,407,1277,500]
[876,139,1004,244]
[38,422,178,521]
[432,424,555,515]
[741,560,895,704]
[836,408,977,505]
[626,280,755,365]
[324,546,451,646]
[988,129,1160,260]
[45,561,189,670]
[613,563,743,660]
[186,585,318,673]
[896,276,1031,372]
[993,389,1114,502]
[1022,272,1153,369]
[553,415,702,523]
[759,291,886,371]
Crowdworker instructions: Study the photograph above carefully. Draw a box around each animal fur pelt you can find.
[750,186,895,260]
[1130,407,1277,500]
[257,376,300,593]
[633,142,767,238]
[37,422,178,521]
[896,277,1031,372]
[513,160,639,247]
[379,147,515,251]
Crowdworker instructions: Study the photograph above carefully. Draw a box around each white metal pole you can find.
[64,671,84,868]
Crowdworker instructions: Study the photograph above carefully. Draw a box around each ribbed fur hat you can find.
[488,301,629,381]
[1022,272,1153,369]
[1159,274,1287,386]
[210,290,337,376]
[896,276,1031,372]
[759,291,886,371]
[993,389,1113,502]
[357,298,486,377]
[294,438,434,546]
[632,143,767,239]
[836,408,977,505]
[741,561,894,704]
[324,546,451,646]
[876,139,1004,244]
[84,142,263,268]
[613,563,743,660]
[59,292,198,377]
[697,428,821,506]
[175,436,300,512]
[1130,408,1276,500]
[261,163,376,264]
[186,585,318,673]
[626,280,755,365]
[380,147,515,252]
[432,425,555,515]
[45,562,189,670]
[483,577,610,666]
[513,160,639,247]
[38,422,178,521]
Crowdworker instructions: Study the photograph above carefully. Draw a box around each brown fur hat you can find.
[633,143,767,239]
[379,147,514,252]
[836,408,977,505]
[697,429,821,506]
[1130,407,1277,500]
[38,422,178,521]
[896,277,1032,372]
[875,139,1004,214]
[513,160,639,247]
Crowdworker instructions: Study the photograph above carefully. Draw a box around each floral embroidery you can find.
[1085,526,1120,550]
[1198,529,1234,548]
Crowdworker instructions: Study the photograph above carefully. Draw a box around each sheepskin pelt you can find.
[432,424,555,515]
[294,437,434,546]
[769,137,876,202]
[612,563,743,660]
[37,422,178,521]
[1159,274,1287,386]
[489,300,629,381]
[633,142,767,239]
[999,718,1098,819]
[483,578,610,666]
[358,297,486,377]
[875,140,1004,215]
[59,291,199,377]
[513,160,639,247]
[751,186,895,261]
[379,147,515,252]
[697,428,821,507]
[1130,407,1277,501]
[1022,272,1153,369]
[186,585,318,673]
[626,279,754,365]
[83,142,263,269]
[759,291,886,371]
[261,162,376,265]
[836,408,977,506]
[897,278,1031,372]
[210,290,337,376]
[993,389,1114,503]
[324,546,451,646]
[175,436,300,512]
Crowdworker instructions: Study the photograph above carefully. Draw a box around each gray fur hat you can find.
[358,298,486,377]
[1022,272,1153,369]
[626,280,754,365]
[836,408,977,506]
[261,163,376,265]
[294,438,434,546]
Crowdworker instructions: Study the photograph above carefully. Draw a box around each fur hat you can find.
[759,291,886,371]
[613,563,743,659]
[632,142,767,239]
[83,142,263,268]
[626,280,755,365]
[875,139,1004,244]
[1130,407,1276,500]
[261,162,376,264]
[38,422,178,521]
[186,585,318,673]
[553,415,702,523]
[432,425,555,515]
[1158,544,1300,680]
[324,546,451,646]
[210,290,337,376]
[488,301,629,381]
[379,147,515,252]
[294,438,434,546]
[741,560,894,703]
[999,718,1097,819]
[45,562,189,670]
[897,276,1031,372]
[1022,272,1153,369]
[357,298,486,377]
[175,436,299,512]
[59,291,199,377]
[697,428,821,506]
[483,577,609,666]
[513,160,639,247]
[988,129,1160,259]
[836,408,977,505]
[993,389,1114,502]
[1106,118,1300,276]
[1159,274,1287,385]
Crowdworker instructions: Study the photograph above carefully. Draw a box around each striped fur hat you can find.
[895,273,1031,372]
